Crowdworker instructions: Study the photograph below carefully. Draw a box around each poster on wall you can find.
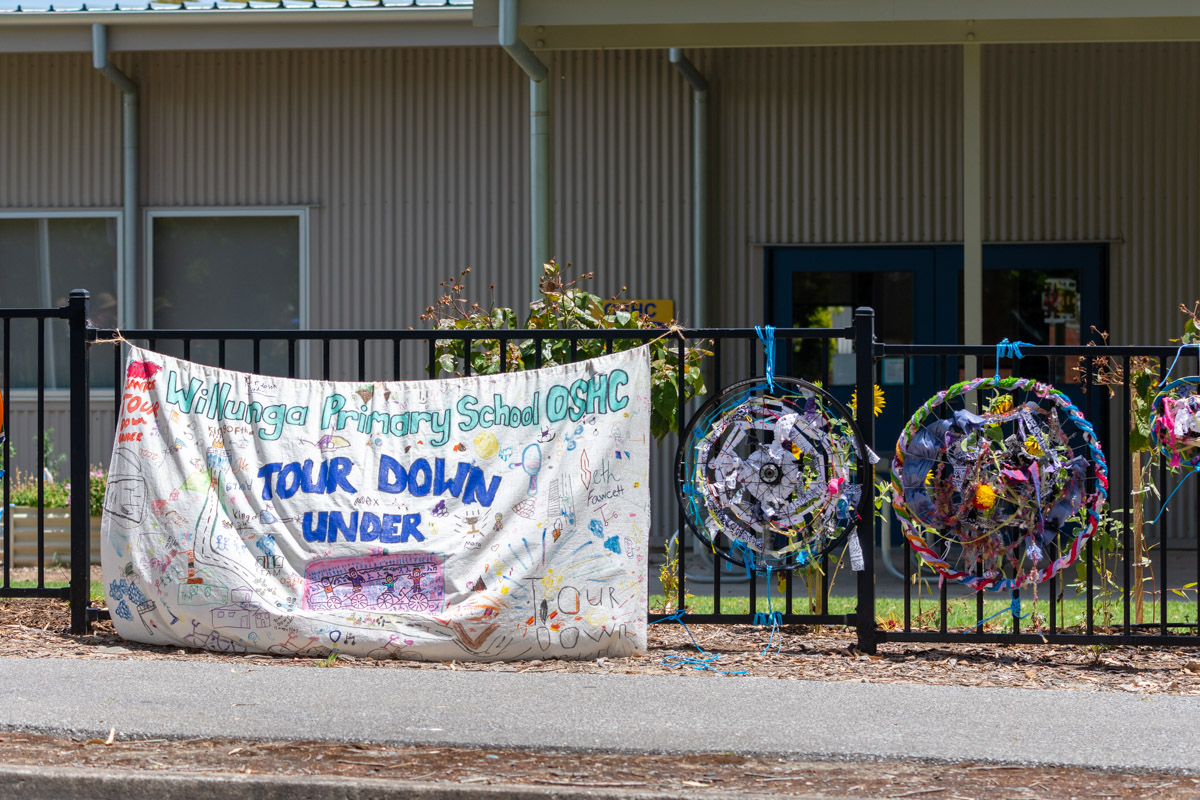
[100,346,652,661]
[1042,278,1079,325]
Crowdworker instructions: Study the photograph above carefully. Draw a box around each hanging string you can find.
[91,329,131,346]
[1146,342,1200,524]
[649,611,749,675]
[1146,468,1200,526]
[1161,341,1200,384]
[993,338,1032,385]
[755,325,776,392]
[969,596,1028,631]
[757,565,783,655]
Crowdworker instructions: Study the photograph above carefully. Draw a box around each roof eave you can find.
[0,6,471,25]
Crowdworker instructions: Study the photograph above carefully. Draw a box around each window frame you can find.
[143,207,310,331]
[0,208,125,311]
[0,209,123,397]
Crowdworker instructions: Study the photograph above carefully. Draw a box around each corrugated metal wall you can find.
[703,44,964,326]
[3,43,1198,545]
[553,50,692,308]
[0,53,120,208]
[985,43,1200,343]
[8,44,1197,345]
[138,47,531,326]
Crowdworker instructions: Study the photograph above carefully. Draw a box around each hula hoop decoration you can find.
[1151,377,1200,470]
[891,376,1109,592]
[676,376,870,574]
[1147,344,1200,523]
[1150,343,1200,471]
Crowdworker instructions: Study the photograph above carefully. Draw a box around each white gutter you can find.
[0,8,472,25]
[498,0,550,301]
[92,23,138,328]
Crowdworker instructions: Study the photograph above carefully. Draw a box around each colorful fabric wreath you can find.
[891,376,1108,592]
[1150,377,1200,470]
[677,377,868,573]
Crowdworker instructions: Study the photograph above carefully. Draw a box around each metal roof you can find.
[1,0,468,12]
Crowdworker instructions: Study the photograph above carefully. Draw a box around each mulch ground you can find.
[5,586,1200,798]
[1,731,1198,800]
[4,593,1200,694]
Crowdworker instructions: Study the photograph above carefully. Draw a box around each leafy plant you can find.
[1077,302,1200,623]
[658,544,692,614]
[420,261,710,441]
[6,466,107,516]
[42,428,67,481]
[7,470,71,509]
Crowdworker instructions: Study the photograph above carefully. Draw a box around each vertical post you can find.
[68,290,91,634]
[122,89,139,327]
[530,76,551,299]
[669,49,709,328]
[854,307,876,654]
[676,334,687,613]
[92,24,139,329]
[692,90,707,327]
[498,0,551,302]
[962,43,983,380]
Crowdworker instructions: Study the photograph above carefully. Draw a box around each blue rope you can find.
[970,597,1028,631]
[994,338,1032,384]
[1162,342,1200,385]
[755,325,777,392]
[1058,396,1109,501]
[758,566,782,655]
[650,611,749,675]
[1146,467,1200,526]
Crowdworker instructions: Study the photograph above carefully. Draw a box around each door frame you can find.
[766,243,1109,346]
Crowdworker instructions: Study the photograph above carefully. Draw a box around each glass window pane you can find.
[0,217,118,389]
[969,268,1084,385]
[152,216,301,376]
[789,271,914,385]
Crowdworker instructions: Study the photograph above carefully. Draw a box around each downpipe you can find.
[92,24,138,328]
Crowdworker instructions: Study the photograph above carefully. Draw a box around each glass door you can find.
[768,244,1107,454]
[766,246,950,456]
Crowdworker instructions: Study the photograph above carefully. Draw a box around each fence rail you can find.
[2,291,1198,654]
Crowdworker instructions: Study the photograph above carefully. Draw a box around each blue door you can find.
[767,243,1108,460]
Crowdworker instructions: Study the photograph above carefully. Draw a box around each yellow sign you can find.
[602,299,674,325]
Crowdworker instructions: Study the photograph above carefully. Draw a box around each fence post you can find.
[68,289,91,634]
[853,307,877,654]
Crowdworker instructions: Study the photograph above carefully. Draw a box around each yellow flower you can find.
[988,394,1013,415]
[850,384,886,417]
[973,484,997,510]
[1024,437,1045,457]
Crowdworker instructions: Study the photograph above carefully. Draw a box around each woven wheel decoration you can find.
[1150,377,1200,471]
[676,377,867,573]
[891,376,1108,592]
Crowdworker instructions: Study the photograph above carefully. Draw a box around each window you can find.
[0,213,120,389]
[148,210,308,376]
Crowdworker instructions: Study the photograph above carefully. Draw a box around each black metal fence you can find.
[872,341,1200,649]
[0,290,92,633]
[3,290,1199,654]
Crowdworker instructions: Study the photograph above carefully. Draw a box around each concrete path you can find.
[0,657,1196,775]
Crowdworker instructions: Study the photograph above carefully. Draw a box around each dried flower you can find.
[973,484,997,510]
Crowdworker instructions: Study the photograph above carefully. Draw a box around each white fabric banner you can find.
[101,346,651,660]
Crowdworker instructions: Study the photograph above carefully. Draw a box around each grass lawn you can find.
[6,580,105,603]
[5,581,1195,634]
[649,594,1200,633]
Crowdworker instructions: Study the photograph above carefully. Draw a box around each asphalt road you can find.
[0,657,1196,774]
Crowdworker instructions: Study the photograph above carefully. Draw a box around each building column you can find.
[963,43,983,369]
